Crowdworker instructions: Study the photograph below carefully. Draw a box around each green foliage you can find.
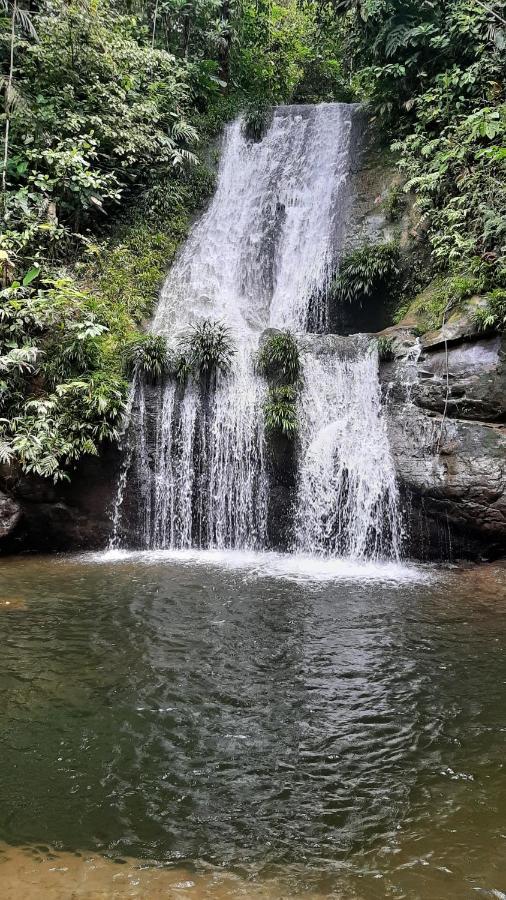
[394,274,481,331]
[474,290,506,333]
[177,319,235,381]
[332,244,400,304]
[330,0,506,288]
[257,331,301,385]
[383,185,405,222]
[258,334,301,438]
[124,334,171,383]
[0,0,350,486]
[376,336,395,361]
[242,101,272,142]
[264,385,298,438]
[0,278,126,480]
[2,0,200,275]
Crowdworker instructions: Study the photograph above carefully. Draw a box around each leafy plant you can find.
[257,331,301,385]
[383,185,405,222]
[330,0,506,290]
[0,374,125,481]
[124,334,171,383]
[376,336,395,361]
[264,385,298,437]
[332,244,400,304]
[474,290,506,332]
[242,101,272,141]
[178,319,235,380]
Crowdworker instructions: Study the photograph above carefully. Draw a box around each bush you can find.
[264,386,298,437]
[242,101,272,142]
[332,244,400,305]
[124,334,171,383]
[257,331,301,385]
[474,290,506,333]
[178,319,235,380]
[383,185,405,222]
[376,336,395,361]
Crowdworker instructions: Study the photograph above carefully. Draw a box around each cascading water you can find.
[111,102,402,559]
[294,336,401,559]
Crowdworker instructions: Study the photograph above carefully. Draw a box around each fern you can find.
[257,331,301,385]
[264,386,298,437]
[332,244,400,304]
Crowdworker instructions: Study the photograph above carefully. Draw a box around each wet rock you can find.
[412,335,506,422]
[420,296,489,349]
[0,491,22,541]
[0,445,121,554]
[383,332,506,559]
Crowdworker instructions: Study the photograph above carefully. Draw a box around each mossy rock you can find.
[395,276,485,336]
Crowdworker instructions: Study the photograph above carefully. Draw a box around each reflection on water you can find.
[0,553,505,898]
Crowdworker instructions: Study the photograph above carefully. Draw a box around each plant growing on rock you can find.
[124,334,171,383]
[178,319,235,380]
[257,331,301,385]
[474,290,506,333]
[242,101,272,142]
[376,336,395,362]
[332,244,400,304]
[264,385,298,437]
[394,274,481,331]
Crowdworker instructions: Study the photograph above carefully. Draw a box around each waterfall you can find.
[295,337,401,559]
[112,102,402,559]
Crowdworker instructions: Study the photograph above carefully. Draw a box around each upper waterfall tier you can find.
[153,103,361,339]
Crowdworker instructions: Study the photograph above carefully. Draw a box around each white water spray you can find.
[295,337,401,559]
[112,103,402,559]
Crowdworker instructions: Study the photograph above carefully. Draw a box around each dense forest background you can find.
[0,0,505,480]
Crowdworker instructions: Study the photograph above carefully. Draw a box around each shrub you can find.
[178,319,235,380]
[376,336,395,361]
[124,334,171,383]
[332,244,400,304]
[383,186,405,222]
[474,290,506,333]
[257,331,301,385]
[264,386,298,438]
[242,101,272,142]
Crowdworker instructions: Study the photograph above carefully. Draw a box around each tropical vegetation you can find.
[1,0,505,480]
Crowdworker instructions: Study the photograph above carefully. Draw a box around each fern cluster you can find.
[264,386,298,437]
[242,101,272,142]
[332,244,400,305]
[474,290,506,333]
[257,331,301,385]
[176,319,235,381]
[124,334,171,383]
[257,332,301,440]
[376,336,395,362]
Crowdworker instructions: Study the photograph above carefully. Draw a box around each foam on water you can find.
[82,548,430,585]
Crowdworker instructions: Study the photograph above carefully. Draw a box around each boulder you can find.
[0,491,22,541]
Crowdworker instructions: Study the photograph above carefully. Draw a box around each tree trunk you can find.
[2,0,17,205]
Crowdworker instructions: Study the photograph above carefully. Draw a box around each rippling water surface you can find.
[0,552,505,899]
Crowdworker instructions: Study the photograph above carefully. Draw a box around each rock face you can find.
[0,447,121,555]
[0,491,22,540]
[381,330,506,559]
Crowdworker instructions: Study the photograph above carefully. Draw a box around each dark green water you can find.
[0,550,505,898]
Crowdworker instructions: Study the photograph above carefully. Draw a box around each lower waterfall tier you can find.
[111,336,402,560]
